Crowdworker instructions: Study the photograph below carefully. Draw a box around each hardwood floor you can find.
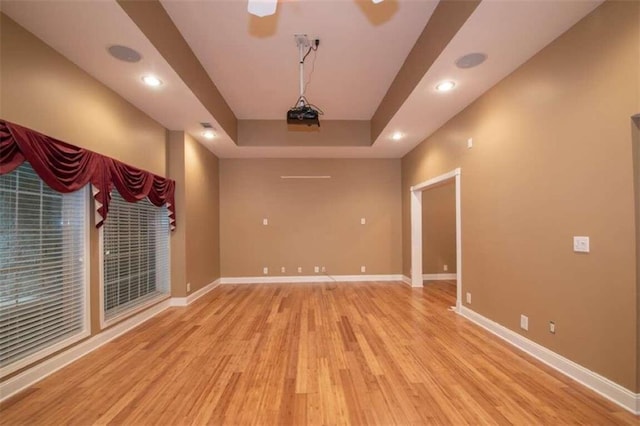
[1,282,637,425]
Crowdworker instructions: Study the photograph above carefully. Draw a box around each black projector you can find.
[287,105,320,127]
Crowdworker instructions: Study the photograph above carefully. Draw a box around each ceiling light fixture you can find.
[200,122,215,139]
[392,132,404,141]
[141,75,162,87]
[202,130,215,139]
[248,0,383,17]
[435,80,456,92]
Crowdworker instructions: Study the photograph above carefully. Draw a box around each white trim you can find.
[410,190,422,287]
[401,275,412,286]
[410,168,463,311]
[0,299,171,403]
[220,274,404,284]
[170,279,221,307]
[410,169,459,192]
[459,306,640,415]
[102,294,170,328]
[422,273,457,281]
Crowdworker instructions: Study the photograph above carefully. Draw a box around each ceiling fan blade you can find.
[248,0,278,17]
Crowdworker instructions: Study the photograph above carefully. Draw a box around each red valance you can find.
[0,120,176,230]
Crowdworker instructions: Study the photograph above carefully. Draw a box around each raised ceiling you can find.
[1,0,603,158]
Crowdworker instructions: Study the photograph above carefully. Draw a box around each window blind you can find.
[102,190,170,322]
[0,163,88,372]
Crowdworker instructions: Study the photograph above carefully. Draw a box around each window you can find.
[0,163,89,375]
[101,190,170,324]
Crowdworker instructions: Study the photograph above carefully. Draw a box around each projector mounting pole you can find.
[295,34,309,107]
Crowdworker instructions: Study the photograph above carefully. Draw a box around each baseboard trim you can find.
[0,299,171,403]
[423,273,457,281]
[170,278,221,307]
[458,306,639,415]
[220,274,404,284]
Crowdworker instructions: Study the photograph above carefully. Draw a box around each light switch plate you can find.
[360,218,366,225]
[573,236,590,253]
[263,218,268,225]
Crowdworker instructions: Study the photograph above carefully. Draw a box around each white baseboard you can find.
[459,306,640,415]
[0,299,172,403]
[220,274,404,284]
[170,278,221,307]
[423,273,457,281]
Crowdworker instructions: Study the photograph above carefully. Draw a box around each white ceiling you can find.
[2,0,603,159]
[161,0,437,120]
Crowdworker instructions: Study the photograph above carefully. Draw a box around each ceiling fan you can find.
[248,0,384,18]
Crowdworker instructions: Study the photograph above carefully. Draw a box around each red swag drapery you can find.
[0,120,176,230]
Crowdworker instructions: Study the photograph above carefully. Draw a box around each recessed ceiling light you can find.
[435,80,456,92]
[455,52,487,69]
[108,45,142,63]
[142,75,162,87]
[202,130,215,139]
[392,132,403,141]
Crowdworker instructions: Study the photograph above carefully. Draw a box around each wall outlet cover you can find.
[520,314,529,331]
[573,236,590,253]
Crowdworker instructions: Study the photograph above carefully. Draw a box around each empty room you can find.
[0,0,639,424]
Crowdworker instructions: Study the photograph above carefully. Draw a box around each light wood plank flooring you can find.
[1,282,638,425]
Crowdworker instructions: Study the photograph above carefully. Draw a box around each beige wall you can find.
[220,159,401,277]
[422,180,456,274]
[402,1,639,391]
[0,14,166,177]
[168,131,188,297]
[185,134,221,293]
[238,120,371,147]
[167,132,221,297]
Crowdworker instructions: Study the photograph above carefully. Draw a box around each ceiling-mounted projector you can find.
[287,35,323,128]
[287,104,320,127]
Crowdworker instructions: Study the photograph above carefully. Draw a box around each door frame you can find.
[410,168,462,311]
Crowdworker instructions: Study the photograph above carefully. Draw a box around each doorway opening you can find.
[410,168,462,311]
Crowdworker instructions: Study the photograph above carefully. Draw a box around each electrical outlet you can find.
[297,266,302,273]
[549,321,556,334]
[263,267,268,275]
[314,266,319,273]
[321,266,326,273]
[281,266,286,273]
[573,236,590,253]
[520,314,529,331]
[187,282,191,292]
[360,266,366,273]
[360,218,366,225]
[466,292,471,304]
[443,264,448,272]
[467,138,473,148]
[263,218,268,225]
